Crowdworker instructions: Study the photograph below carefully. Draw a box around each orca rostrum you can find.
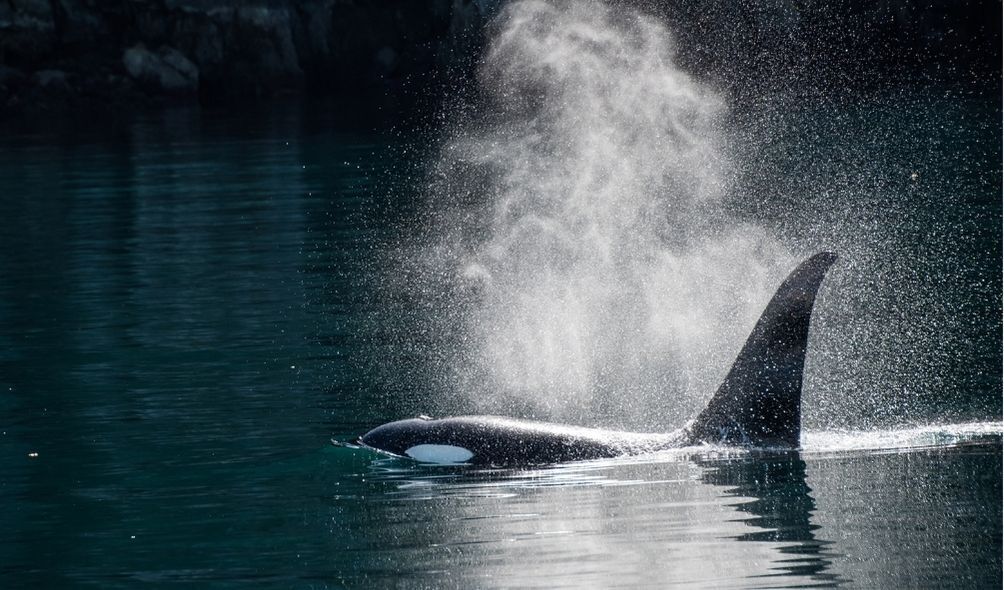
[354,252,838,466]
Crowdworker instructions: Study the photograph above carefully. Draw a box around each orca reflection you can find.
[356,252,838,466]
[699,452,841,584]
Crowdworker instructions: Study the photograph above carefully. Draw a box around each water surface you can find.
[0,99,1000,588]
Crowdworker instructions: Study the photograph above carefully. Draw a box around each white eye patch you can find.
[404,444,474,464]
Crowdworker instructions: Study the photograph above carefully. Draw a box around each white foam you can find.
[801,421,1003,454]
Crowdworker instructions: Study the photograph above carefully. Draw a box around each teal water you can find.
[0,96,1000,588]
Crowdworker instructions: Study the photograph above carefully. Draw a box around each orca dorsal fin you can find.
[688,252,838,448]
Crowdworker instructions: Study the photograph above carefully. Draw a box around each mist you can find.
[410,0,799,429]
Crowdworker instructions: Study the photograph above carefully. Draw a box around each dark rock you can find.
[33,69,70,90]
[50,0,109,49]
[0,0,57,68]
[123,45,199,96]
[20,68,76,113]
[0,65,26,105]
[1,0,992,121]
[167,5,306,99]
[0,65,27,89]
[1,0,486,116]
[228,6,303,94]
[172,13,225,72]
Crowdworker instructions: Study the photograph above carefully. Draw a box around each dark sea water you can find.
[0,94,1000,588]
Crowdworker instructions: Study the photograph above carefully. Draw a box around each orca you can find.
[354,252,838,466]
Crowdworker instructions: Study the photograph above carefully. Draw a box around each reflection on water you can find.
[335,438,999,589]
[700,453,838,584]
[348,453,827,588]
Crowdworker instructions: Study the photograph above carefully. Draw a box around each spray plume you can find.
[415,0,795,428]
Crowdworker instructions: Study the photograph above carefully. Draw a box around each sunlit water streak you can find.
[802,421,1004,455]
[328,429,1000,588]
[348,421,1004,496]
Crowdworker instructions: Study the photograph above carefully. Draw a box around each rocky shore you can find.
[0,0,489,119]
[0,0,998,122]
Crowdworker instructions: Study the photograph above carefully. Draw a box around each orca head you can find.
[359,417,476,464]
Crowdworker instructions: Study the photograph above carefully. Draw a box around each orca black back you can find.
[686,252,838,447]
[354,252,839,464]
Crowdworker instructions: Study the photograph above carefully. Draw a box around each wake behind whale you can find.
[355,252,837,465]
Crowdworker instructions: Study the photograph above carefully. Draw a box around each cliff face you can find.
[0,0,998,119]
[0,0,488,116]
